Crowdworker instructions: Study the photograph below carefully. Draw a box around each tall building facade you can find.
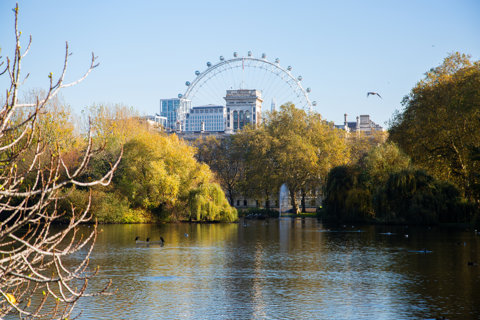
[159,98,181,131]
[185,105,226,132]
[224,89,263,133]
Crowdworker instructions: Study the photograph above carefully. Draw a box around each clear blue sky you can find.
[1,0,479,127]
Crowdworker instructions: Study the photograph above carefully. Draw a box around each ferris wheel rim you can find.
[180,55,314,111]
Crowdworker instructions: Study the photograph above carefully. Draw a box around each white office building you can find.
[185,105,226,132]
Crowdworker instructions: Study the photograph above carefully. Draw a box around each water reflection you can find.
[47,220,480,319]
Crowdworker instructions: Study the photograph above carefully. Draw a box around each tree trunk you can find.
[301,188,306,213]
[264,188,270,210]
[290,189,298,214]
[227,188,235,206]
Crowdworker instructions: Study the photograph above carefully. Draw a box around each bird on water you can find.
[146,237,165,246]
[135,236,147,244]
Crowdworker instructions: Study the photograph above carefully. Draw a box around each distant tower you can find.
[344,113,348,130]
[271,98,276,112]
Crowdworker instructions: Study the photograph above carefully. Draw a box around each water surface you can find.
[72,220,479,319]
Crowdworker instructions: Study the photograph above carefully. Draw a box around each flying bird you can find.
[367,92,382,99]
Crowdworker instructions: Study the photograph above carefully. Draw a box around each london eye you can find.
[177,52,317,125]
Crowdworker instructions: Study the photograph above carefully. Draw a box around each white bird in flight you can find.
[367,92,382,99]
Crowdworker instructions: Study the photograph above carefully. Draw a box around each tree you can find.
[194,135,244,206]
[360,141,411,190]
[389,52,480,202]
[234,125,279,210]
[265,104,348,213]
[374,169,467,224]
[82,115,238,223]
[0,5,121,318]
[347,130,388,164]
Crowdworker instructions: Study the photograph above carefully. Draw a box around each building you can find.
[335,114,384,134]
[224,89,263,133]
[143,114,167,128]
[185,104,226,132]
[159,98,192,131]
[159,98,180,131]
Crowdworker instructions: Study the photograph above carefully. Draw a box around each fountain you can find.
[279,183,289,218]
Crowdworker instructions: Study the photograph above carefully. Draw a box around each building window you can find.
[245,110,251,124]
[233,111,238,130]
[243,199,247,206]
[237,200,240,206]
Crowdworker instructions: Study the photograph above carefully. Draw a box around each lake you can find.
[70,219,479,319]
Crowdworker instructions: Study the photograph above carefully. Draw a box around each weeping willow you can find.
[187,183,237,222]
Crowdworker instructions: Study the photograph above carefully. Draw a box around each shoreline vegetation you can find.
[10,57,480,227]
[59,54,479,228]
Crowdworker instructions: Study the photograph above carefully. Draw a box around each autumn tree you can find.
[263,104,349,213]
[234,125,279,210]
[0,5,121,318]
[389,52,480,203]
[78,112,237,223]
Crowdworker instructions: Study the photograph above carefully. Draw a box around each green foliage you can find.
[187,183,237,222]
[360,141,411,190]
[322,142,472,225]
[323,166,369,222]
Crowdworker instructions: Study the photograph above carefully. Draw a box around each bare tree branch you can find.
[0,4,121,318]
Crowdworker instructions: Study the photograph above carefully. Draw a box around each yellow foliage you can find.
[5,293,17,304]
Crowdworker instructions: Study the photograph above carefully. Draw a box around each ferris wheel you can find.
[177,51,317,123]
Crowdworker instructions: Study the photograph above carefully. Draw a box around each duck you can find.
[146,237,165,246]
[135,236,147,244]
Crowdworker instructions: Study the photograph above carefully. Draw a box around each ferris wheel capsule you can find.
[287,66,292,71]
[306,87,311,93]
[185,81,191,86]
[297,76,302,81]
[195,70,200,76]
[233,52,238,57]
[247,51,252,57]
[219,56,224,61]
[207,62,212,67]
[312,101,317,106]
[275,58,280,63]
[178,94,183,98]
[261,53,266,59]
